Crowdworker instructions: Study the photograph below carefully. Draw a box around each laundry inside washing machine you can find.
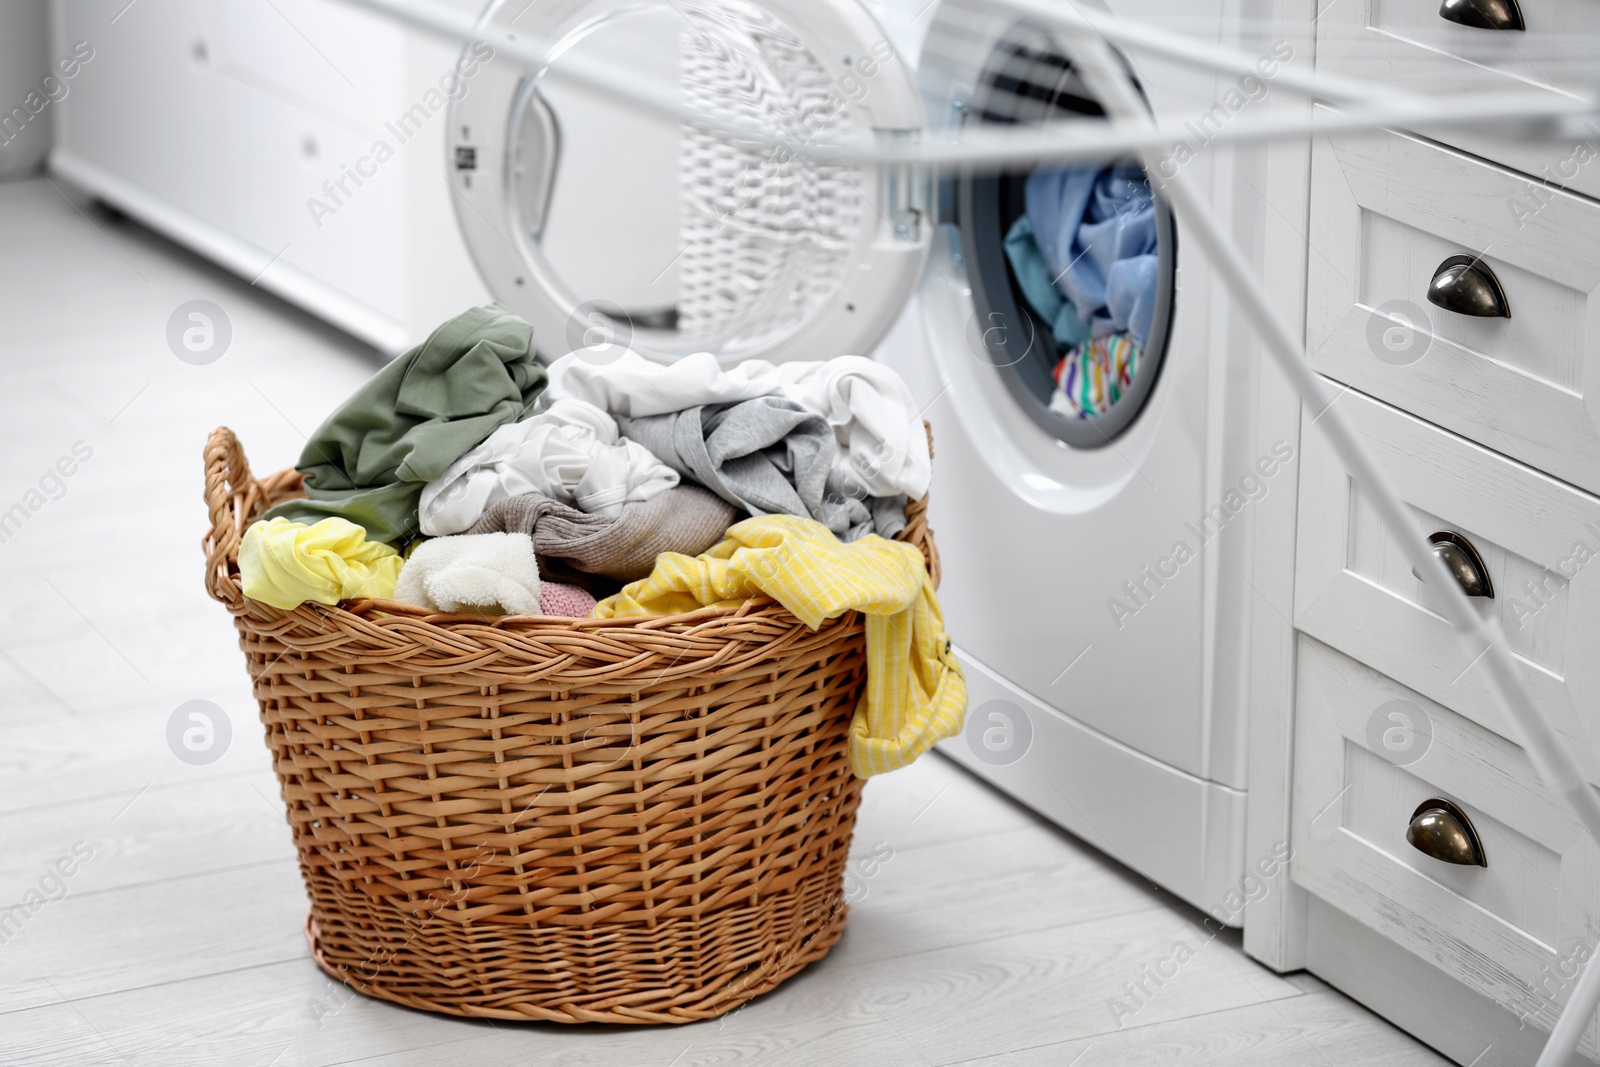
[956,33,1177,448]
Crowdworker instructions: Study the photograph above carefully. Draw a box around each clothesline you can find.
[340,0,1598,175]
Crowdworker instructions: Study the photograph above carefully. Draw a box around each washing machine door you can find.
[917,5,1177,448]
[448,0,932,366]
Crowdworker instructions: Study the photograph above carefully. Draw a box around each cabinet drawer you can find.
[219,0,406,132]
[1317,0,1600,200]
[53,0,229,228]
[1294,388,1600,775]
[1291,638,1600,1039]
[1307,122,1600,497]
[219,78,406,322]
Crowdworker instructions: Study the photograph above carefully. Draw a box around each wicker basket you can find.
[201,425,938,1024]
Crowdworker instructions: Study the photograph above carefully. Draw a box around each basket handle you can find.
[203,426,266,606]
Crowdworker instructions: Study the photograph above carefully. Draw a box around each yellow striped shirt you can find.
[593,514,967,777]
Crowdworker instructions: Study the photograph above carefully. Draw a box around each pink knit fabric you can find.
[540,581,598,618]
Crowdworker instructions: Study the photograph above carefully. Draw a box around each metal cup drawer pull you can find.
[1427,255,1512,318]
[1407,798,1488,867]
[1438,0,1525,31]
[1411,530,1495,598]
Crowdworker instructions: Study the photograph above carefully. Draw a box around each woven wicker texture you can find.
[202,425,938,1024]
[677,0,862,350]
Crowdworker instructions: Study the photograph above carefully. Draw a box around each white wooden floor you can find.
[0,176,1451,1066]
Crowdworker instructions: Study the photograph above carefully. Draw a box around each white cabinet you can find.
[1247,7,1600,1063]
[218,0,408,124]
[48,0,491,353]
[52,0,229,229]
[216,76,408,317]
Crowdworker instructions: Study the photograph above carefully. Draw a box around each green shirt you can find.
[265,304,547,544]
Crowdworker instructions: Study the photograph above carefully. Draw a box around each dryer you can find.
[447,0,1258,915]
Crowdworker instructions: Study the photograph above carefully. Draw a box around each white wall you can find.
[0,0,54,178]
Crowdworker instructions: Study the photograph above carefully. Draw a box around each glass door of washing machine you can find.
[927,17,1179,448]
[446,0,932,368]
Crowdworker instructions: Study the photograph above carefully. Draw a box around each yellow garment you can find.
[239,516,403,610]
[593,514,966,777]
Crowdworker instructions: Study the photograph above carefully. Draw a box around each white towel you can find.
[546,351,931,500]
[546,351,777,417]
[393,532,542,615]
[419,397,679,536]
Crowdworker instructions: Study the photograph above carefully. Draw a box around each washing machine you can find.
[447,0,1258,915]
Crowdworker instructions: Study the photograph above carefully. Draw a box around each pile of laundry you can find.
[234,303,963,775]
[1003,162,1159,420]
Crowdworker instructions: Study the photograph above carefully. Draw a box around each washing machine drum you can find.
[448,0,1175,444]
[940,26,1178,447]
